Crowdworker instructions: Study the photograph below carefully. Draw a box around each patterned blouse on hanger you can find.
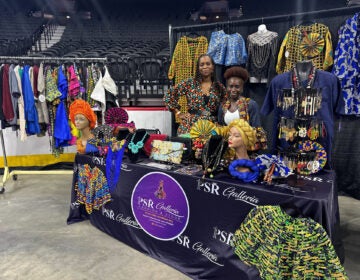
[276,23,333,74]
[247,29,278,83]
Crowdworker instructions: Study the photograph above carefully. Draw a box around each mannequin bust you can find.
[69,99,98,154]
[257,24,268,34]
[127,129,150,163]
[295,60,313,82]
[227,119,257,171]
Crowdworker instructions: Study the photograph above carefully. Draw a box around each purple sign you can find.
[131,172,189,240]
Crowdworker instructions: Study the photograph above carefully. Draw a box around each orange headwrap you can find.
[69,99,97,129]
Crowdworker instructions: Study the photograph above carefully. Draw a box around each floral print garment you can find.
[164,78,226,135]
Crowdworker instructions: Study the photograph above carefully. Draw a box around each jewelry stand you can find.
[127,129,149,163]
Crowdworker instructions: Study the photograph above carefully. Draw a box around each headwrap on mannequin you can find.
[69,99,97,129]
[228,119,257,151]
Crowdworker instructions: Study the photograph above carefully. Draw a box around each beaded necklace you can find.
[128,131,148,154]
[201,136,226,178]
[292,64,316,89]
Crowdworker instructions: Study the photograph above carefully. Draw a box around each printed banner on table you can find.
[131,172,190,240]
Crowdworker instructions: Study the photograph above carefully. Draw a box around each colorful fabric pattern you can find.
[332,13,360,115]
[207,30,247,66]
[218,97,261,127]
[260,70,342,166]
[76,164,111,214]
[276,23,333,74]
[234,205,348,280]
[163,78,226,135]
[168,36,208,85]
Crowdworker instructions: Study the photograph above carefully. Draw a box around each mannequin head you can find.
[74,114,90,131]
[69,99,97,131]
[223,66,249,100]
[227,119,257,158]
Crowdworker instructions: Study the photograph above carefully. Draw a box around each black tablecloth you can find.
[67,154,339,280]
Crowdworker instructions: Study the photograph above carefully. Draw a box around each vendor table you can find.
[67,154,339,280]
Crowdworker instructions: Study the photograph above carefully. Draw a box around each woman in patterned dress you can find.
[164,54,226,135]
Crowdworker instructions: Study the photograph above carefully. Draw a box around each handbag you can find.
[150,140,184,164]
[168,136,193,162]
[144,134,169,156]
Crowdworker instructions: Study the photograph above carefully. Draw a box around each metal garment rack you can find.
[0,55,107,193]
[168,5,360,56]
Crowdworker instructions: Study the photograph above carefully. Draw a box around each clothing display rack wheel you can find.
[0,55,108,194]
[0,129,73,193]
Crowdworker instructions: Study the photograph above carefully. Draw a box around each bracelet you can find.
[176,111,181,115]
[228,159,260,183]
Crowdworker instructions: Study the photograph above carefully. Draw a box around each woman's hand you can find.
[176,111,190,120]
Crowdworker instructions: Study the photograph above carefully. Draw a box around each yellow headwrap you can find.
[227,119,257,151]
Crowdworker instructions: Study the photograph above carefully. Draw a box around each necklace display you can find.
[201,136,227,178]
[276,63,327,176]
[128,131,148,154]
[292,64,316,89]
[277,64,317,115]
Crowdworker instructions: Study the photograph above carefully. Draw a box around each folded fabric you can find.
[234,205,348,280]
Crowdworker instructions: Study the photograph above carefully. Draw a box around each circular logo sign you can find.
[131,172,189,240]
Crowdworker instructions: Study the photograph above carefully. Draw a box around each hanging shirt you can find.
[247,30,278,84]
[276,23,333,74]
[168,35,208,85]
[207,30,247,66]
[36,62,49,124]
[260,69,342,166]
[14,65,26,141]
[21,65,40,135]
[332,13,360,115]
[8,64,20,126]
[54,66,71,148]
[2,64,15,122]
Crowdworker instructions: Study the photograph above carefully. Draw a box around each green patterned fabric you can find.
[233,205,347,280]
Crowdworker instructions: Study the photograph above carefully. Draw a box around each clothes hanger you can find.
[298,15,316,26]
[187,30,200,38]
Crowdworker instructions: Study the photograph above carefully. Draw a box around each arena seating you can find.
[0,4,192,106]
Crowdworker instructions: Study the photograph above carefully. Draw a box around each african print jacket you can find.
[168,36,208,85]
[332,13,360,115]
[207,30,247,66]
[276,23,333,74]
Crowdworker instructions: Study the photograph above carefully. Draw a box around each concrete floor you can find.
[0,173,359,280]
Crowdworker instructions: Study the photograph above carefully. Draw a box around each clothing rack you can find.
[0,55,108,193]
[0,130,73,194]
[0,56,107,62]
[169,5,360,56]
[0,56,107,61]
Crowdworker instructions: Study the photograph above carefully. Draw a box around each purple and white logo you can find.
[131,172,189,240]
